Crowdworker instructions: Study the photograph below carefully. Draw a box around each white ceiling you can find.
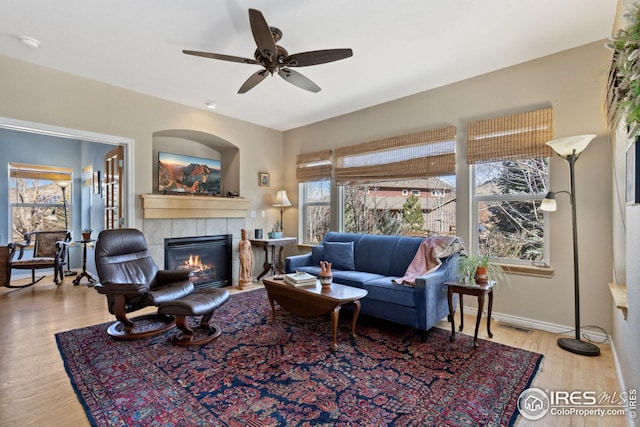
[0,0,618,131]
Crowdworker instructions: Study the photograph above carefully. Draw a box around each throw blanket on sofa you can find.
[393,236,465,286]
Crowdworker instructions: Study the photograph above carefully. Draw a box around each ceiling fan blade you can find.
[238,70,269,93]
[283,48,353,67]
[278,68,321,93]
[183,50,260,65]
[248,9,277,62]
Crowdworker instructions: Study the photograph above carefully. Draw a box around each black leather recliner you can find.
[94,228,194,340]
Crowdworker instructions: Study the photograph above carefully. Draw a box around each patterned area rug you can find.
[56,288,543,426]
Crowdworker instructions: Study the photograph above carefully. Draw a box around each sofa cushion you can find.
[331,270,386,289]
[389,236,424,277]
[324,241,355,271]
[363,276,416,308]
[294,265,321,276]
[311,245,324,266]
[353,235,400,275]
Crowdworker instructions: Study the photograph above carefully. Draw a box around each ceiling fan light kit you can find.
[183,9,353,94]
[19,36,40,49]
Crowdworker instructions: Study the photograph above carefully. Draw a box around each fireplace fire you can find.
[164,235,231,289]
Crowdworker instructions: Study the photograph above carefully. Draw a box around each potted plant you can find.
[81,229,93,240]
[456,253,507,286]
[608,3,640,131]
[271,221,283,239]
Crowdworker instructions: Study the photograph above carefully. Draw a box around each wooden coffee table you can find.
[262,276,368,351]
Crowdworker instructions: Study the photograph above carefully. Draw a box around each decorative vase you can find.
[474,266,489,284]
[319,260,333,288]
[82,232,92,240]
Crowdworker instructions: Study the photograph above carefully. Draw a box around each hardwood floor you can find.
[0,275,626,427]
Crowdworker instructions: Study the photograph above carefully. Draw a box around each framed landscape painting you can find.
[158,152,221,195]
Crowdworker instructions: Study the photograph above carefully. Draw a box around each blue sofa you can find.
[285,231,461,335]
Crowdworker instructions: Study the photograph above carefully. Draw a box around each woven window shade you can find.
[605,57,622,130]
[10,163,73,181]
[296,150,332,182]
[334,126,456,185]
[466,107,553,164]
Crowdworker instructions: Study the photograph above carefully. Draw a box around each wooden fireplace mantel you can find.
[140,194,251,219]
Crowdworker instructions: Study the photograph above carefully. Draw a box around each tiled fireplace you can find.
[140,193,252,285]
[164,234,232,289]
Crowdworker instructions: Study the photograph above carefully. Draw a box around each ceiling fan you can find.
[183,8,353,94]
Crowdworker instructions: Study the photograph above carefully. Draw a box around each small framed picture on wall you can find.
[259,172,270,187]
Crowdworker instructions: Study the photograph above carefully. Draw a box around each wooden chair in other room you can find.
[8,231,71,288]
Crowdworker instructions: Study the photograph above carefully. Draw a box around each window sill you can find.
[608,282,628,320]
[498,263,554,278]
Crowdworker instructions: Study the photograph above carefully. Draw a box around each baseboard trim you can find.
[462,305,610,343]
[608,339,634,426]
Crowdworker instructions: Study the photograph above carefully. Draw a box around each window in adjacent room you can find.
[335,126,457,236]
[467,107,553,265]
[297,150,332,244]
[9,163,73,241]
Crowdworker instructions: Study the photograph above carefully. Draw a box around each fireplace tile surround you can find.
[142,217,245,285]
[139,194,253,286]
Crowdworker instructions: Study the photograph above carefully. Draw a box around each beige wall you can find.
[284,41,614,334]
[2,39,635,393]
[0,54,285,235]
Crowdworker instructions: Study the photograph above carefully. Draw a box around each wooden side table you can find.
[250,237,297,280]
[73,239,98,286]
[445,281,495,348]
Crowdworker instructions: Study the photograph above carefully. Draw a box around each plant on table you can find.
[456,253,507,286]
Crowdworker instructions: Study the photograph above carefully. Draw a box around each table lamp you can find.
[273,190,292,234]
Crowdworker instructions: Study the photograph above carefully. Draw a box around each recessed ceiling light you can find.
[19,36,40,49]
[205,101,217,110]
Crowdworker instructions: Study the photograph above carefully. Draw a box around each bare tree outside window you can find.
[342,178,456,237]
[343,185,403,235]
[9,166,72,241]
[301,180,330,244]
[475,158,549,262]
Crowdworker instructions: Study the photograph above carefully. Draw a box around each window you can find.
[300,180,330,244]
[474,159,548,263]
[335,126,457,236]
[297,151,332,244]
[467,107,553,264]
[341,177,456,236]
[9,163,73,241]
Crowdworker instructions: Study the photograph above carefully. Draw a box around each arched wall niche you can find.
[152,129,240,196]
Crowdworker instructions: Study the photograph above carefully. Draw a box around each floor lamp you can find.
[54,180,77,277]
[540,134,600,356]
